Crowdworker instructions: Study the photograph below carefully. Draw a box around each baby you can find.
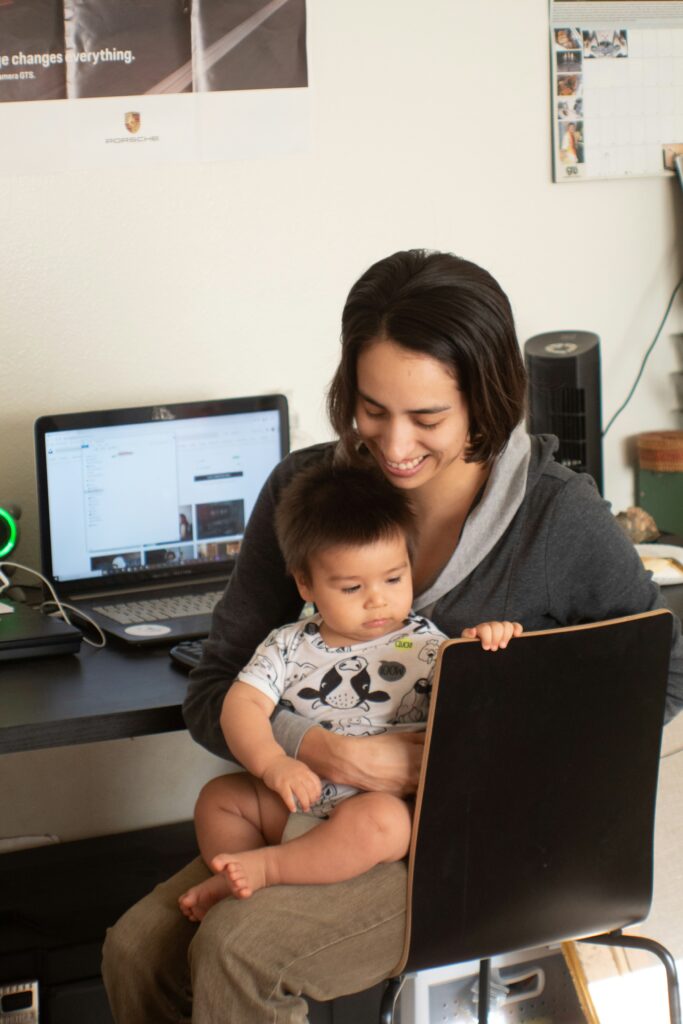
[179,463,521,920]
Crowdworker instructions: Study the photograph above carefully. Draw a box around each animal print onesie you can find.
[238,612,447,816]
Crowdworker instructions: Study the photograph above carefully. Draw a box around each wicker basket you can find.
[637,431,683,473]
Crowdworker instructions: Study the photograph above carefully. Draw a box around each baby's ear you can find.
[293,570,314,604]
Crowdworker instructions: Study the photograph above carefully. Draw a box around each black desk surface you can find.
[0,641,190,754]
[1,579,682,758]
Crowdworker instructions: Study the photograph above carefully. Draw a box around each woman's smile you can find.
[383,453,429,476]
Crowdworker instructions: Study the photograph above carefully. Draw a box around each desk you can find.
[0,642,384,1024]
[0,641,198,1023]
[0,641,189,753]
[3,578,682,756]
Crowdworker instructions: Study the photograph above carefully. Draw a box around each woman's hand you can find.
[297,728,425,795]
[262,754,322,813]
[461,620,523,651]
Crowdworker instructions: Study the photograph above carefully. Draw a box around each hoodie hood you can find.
[414,427,560,615]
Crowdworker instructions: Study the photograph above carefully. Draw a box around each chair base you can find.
[380,931,681,1024]
[379,975,404,1024]
[579,929,681,1024]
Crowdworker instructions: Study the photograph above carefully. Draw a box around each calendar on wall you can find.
[550,0,683,181]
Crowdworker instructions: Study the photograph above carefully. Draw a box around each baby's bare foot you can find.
[178,873,230,921]
[212,850,270,900]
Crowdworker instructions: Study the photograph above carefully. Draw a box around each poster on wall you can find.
[0,0,308,173]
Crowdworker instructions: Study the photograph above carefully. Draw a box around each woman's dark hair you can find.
[327,249,527,464]
[275,463,417,579]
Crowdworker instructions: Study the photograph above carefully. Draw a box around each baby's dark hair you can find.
[275,463,417,579]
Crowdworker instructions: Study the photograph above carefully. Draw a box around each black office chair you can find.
[379,611,681,1024]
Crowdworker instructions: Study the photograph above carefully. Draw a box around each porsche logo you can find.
[124,112,141,134]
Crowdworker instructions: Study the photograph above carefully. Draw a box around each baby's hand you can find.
[461,621,523,651]
[262,755,322,813]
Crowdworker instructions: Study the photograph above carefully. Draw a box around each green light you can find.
[0,507,18,558]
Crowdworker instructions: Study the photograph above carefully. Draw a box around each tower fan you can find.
[524,331,603,494]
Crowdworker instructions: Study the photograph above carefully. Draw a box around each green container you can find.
[638,468,683,535]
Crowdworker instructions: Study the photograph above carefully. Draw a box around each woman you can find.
[102,250,683,1024]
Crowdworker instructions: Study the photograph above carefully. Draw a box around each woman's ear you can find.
[293,571,314,604]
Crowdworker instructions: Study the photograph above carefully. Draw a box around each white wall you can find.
[1,0,682,843]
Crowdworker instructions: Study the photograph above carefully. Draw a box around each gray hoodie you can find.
[183,431,683,761]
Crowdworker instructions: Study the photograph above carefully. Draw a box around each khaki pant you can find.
[101,854,407,1023]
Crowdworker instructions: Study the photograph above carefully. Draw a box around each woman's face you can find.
[355,338,471,491]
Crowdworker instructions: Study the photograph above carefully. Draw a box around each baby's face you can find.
[296,533,413,647]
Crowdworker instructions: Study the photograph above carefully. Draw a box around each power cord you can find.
[603,156,683,438]
[0,560,106,648]
[602,272,683,437]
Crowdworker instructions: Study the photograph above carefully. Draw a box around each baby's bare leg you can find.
[213,792,412,899]
[179,772,288,921]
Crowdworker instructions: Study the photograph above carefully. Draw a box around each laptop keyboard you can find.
[93,591,223,625]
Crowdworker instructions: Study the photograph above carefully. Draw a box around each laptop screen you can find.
[35,395,289,595]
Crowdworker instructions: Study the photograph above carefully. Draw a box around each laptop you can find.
[35,394,289,646]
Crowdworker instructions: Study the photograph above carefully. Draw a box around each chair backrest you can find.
[396,610,673,976]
